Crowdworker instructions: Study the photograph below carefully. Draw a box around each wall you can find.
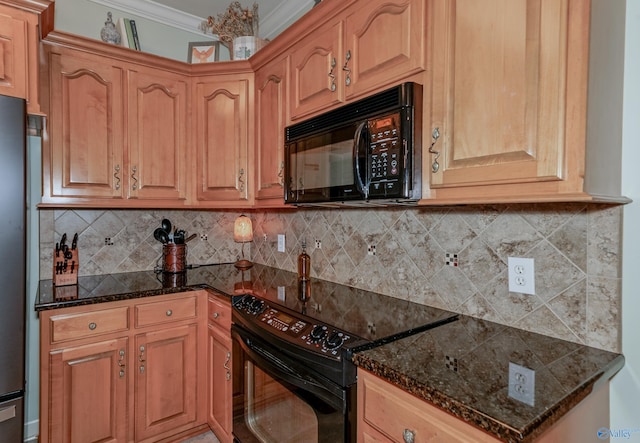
[41,203,623,353]
[610,0,640,438]
[53,0,221,62]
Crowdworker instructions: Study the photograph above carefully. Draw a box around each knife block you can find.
[53,247,78,286]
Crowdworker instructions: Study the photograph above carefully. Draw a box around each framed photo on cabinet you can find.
[188,41,220,63]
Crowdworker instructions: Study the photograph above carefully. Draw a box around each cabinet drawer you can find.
[49,306,129,343]
[135,295,197,328]
[359,371,499,442]
[208,295,231,330]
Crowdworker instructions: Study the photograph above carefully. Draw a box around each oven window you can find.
[233,328,347,443]
[245,361,319,442]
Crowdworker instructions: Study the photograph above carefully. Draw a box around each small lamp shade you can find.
[234,215,253,269]
[234,215,253,242]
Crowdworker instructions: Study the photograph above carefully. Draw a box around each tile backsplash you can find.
[40,203,622,352]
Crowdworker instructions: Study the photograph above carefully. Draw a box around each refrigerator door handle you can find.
[0,405,15,423]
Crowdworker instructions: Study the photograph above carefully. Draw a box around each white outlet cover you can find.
[508,362,535,406]
[508,257,535,295]
[277,234,286,252]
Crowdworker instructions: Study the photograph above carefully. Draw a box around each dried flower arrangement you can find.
[200,2,259,55]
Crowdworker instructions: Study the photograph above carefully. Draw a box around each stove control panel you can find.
[233,294,355,357]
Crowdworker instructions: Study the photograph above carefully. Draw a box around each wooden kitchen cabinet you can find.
[193,73,254,206]
[423,0,627,204]
[39,291,208,443]
[127,67,189,202]
[134,324,198,441]
[254,55,287,206]
[41,32,191,207]
[0,0,53,115]
[44,47,126,201]
[207,294,233,443]
[289,0,425,121]
[358,369,610,443]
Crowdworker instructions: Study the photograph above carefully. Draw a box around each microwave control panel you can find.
[368,112,402,196]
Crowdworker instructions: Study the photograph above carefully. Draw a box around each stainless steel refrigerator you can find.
[0,95,27,442]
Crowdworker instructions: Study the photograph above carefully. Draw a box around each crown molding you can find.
[87,0,315,39]
[87,0,210,36]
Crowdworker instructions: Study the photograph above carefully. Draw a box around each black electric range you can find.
[231,268,459,388]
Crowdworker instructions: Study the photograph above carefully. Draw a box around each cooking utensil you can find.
[185,233,197,243]
[174,229,185,244]
[161,218,172,234]
[153,228,169,244]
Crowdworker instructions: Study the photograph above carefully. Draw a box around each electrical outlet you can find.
[104,237,113,246]
[508,257,535,295]
[200,234,208,241]
[367,245,376,256]
[315,239,322,249]
[277,234,286,252]
[508,362,535,406]
[263,234,268,241]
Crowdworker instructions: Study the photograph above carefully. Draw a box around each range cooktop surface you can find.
[231,265,458,350]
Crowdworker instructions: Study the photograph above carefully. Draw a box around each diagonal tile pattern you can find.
[41,203,622,352]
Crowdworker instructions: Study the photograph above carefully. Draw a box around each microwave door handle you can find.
[354,121,368,199]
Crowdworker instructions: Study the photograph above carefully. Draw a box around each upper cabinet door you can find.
[255,56,287,206]
[289,21,344,121]
[344,0,425,100]
[48,52,126,200]
[194,76,253,205]
[0,9,27,101]
[428,0,569,190]
[127,68,189,202]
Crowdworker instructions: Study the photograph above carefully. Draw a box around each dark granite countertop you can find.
[352,314,624,442]
[36,263,248,310]
[36,264,625,443]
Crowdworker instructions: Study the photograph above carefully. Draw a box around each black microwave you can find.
[284,82,422,206]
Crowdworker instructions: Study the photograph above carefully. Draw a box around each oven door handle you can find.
[233,327,345,409]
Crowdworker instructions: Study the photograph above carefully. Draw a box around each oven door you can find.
[232,324,355,443]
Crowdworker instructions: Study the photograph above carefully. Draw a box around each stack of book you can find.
[116,17,141,50]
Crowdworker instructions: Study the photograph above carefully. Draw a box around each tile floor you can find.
[181,430,220,443]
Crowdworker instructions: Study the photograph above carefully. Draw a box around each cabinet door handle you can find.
[429,128,441,173]
[328,57,337,92]
[224,351,231,380]
[403,429,416,443]
[278,161,284,186]
[118,349,125,377]
[238,168,245,192]
[139,345,146,373]
[131,165,138,190]
[114,164,121,190]
[343,50,352,86]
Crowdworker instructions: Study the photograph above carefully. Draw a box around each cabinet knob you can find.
[166,309,173,316]
[88,322,97,330]
[213,312,220,319]
[403,429,416,443]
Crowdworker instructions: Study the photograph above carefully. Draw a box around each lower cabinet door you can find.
[134,324,198,442]
[208,324,233,443]
[48,337,129,443]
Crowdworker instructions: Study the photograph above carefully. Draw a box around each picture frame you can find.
[188,41,220,63]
